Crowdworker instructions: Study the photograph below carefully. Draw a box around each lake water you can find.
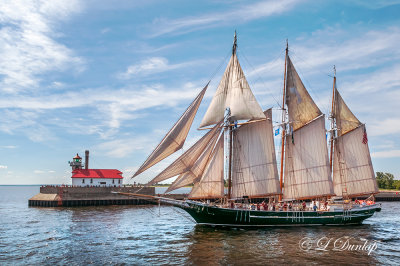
[0,186,399,265]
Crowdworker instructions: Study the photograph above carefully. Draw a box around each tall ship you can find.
[130,32,381,226]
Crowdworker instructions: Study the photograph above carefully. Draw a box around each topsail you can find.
[132,84,208,177]
[199,53,265,128]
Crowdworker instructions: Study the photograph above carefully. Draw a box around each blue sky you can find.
[1,0,400,185]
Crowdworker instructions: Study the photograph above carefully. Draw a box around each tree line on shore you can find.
[376,172,400,190]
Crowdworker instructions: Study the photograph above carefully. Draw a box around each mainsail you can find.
[165,131,220,193]
[188,136,224,199]
[283,56,334,200]
[199,53,265,128]
[132,84,208,178]
[283,115,334,200]
[332,88,378,197]
[231,109,281,198]
[146,122,221,185]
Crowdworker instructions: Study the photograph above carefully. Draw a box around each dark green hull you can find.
[180,200,381,227]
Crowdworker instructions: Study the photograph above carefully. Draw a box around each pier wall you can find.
[29,186,156,207]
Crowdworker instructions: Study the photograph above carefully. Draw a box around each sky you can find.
[1,0,400,185]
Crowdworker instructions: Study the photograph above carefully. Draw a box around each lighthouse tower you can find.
[69,153,83,170]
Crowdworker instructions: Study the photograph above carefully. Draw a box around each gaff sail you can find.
[332,88,378,197]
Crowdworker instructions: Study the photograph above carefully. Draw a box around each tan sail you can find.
[231,109,281,198]
[334,89,361,136]
[286,57,322,130]
[165,131,220,193]
[332,89,378,197]
[189,136,224,199]
[283,115,334,200]
[200,54,265,128]
[147,122,220,185]
[133,84,208,178]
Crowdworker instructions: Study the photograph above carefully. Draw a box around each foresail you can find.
[200,54,265,128]
[283,115,334,200]
[231,109,281,198]
[286,57,322,130]
[146,122,221,185]
[165,131,220,193]
[333,124,378,197]
[189,135,224,199]
[334,89,361,136]
[133,84,208,178]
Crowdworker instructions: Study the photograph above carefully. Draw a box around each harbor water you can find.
[0,186,399,265]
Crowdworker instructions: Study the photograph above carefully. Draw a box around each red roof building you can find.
[72,169,123,179]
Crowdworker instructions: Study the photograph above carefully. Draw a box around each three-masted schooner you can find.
[131,32,381,226]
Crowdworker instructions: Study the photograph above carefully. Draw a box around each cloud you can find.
[148,0,303,37]
[368,118,400,137]
[34,170,45,174]
[97,137,155,158]
[0,0,84,94]
[371,150,400,158]
[0,145,17,149]
[353,0,400,9]
[118,57,206,79]
[0,165,7,169]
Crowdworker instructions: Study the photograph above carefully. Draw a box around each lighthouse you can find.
[69,153,83,170]
[69,151,123,187]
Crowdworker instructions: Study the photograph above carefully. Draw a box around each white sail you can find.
[147,124,219,185]
[189,136,224,199]
[133,84,208,177]
[165,131,220,193]
[283,116,334,200]
[200,54,265,128]
[332,88,378,197]
[146,122,220,185]
[286,57,322,130]
[231,109,281,198]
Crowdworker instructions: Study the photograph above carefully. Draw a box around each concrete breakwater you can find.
[29,186,156,207]
[28,187,400,207]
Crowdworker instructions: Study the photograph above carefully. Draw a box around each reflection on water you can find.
[0,186,399,265]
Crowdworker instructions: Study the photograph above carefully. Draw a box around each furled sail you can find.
[231,109,281,198]
[199,53,265,128]
[146,122,221,185]
[332,88,378,197]
[132,84,208,178]
[334,89,361,136]
[286,57,322,130]
[188,136,224,199]
[283,115,334,200]
[165,131,220,193]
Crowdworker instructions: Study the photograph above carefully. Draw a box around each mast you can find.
[279,40,288,202]
[329,66,336,169]
[226,31,237,199]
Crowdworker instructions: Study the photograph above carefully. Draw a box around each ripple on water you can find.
[1,186,400,265]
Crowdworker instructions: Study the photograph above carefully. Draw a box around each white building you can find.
[69,152,123,187]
